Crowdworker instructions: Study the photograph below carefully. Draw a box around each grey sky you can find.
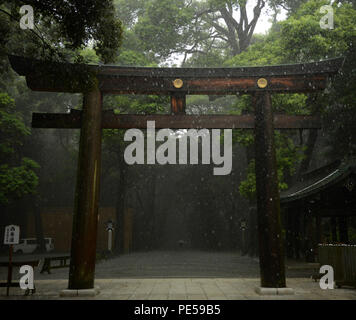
[168,1,288,65]
[247,0,287,34]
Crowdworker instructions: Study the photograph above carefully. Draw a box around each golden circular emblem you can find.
[173,79,184,89]
[257,78,268,89]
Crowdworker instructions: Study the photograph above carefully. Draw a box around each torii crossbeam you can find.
[9,55,343,293]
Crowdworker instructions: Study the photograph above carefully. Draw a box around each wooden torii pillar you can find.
[9,55,343,291]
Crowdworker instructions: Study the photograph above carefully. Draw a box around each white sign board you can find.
[4,225,20,245]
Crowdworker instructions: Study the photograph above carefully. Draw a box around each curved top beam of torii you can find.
[8,55,344,95]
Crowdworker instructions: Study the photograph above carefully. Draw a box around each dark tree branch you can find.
[0,7,52,54]
[219,6,240,55]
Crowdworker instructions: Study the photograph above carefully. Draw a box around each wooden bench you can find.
[0,260,39,296]
[40,256,70,274]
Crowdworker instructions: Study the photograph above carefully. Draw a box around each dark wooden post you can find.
[68,84,102,290]
[286,210,294,259]
[253,91,286,288]
[171,93,186,114]
[294,212,301,260]
[316,214,322,244]
[304,212,313,262]
[338,216,349,243]
[315,214,322,260]
[6,244,13,296]
[331,217,337,242]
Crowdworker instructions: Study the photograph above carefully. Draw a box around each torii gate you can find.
[9,55,343,293]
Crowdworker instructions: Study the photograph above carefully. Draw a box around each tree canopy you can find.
[0,92,39,205]
[0,0,123,63]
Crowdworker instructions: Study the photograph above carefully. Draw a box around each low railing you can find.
[40,256,70,274]
[318,244,356,288]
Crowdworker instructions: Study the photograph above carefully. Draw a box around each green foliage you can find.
[225,32,284,67]
[0,157,39,204]
[184,48,227,67]
[114,0,147,29]
[116,47,154,67]
[79,48,100,64]
[238,160,257,199]
[224,0,356,199]
[278,0,356,157]
[224,31,310,199]
[114,0,276,65]
[134,0,195,60]
[127,96,168,115]
[0,0,123,63]
[272,94,309,115]
[239,133,304,200]
[270,0,309,15]
[0,93,30,158]
[232,130,254,147]
[0,92,39,205]
[280,0,356,62]
[104,94,169,115]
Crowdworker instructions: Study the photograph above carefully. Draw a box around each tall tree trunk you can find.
[297,94,321,179]
[297,129,318,179]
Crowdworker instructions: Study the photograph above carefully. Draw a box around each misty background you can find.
[0,0,355,259]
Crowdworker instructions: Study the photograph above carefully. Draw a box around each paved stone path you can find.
[1,278,356,300]
[1,251,355,300]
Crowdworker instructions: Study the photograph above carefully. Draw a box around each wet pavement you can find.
[0,251,355,300]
